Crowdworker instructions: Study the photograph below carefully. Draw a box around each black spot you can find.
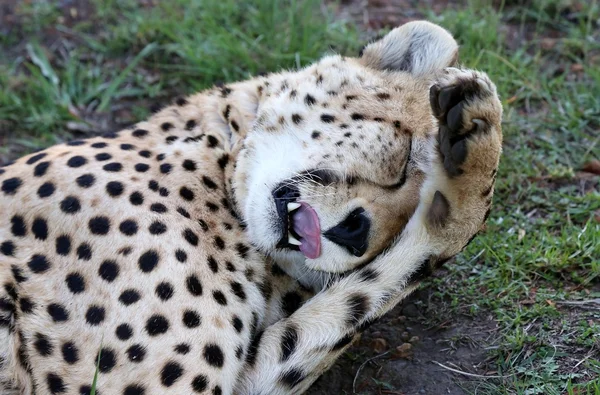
[47,373,66,394]
[76,174,95,188]
[212,290,227,305]
[206,202,219,212]
[116,324,133,340]
[176,97,188,106]
[138,250,159,273]
[139,150,151,158]
[104,162,123,172]
[60,196,81,214]
[123,385,145,395]
[280,325,298,362]
[149,221,167,235]
[311,131,321,139]
[202,176,217,190]
[102,131,119,139]
[246,330,264,367]
[207,135,219,148]
[213,386,222,395]
[156,154,166,162]
[217,154,229,169]
[359,268,378,282]
[106,181,125,197]
[119,290,141,306]
[280,368,305,388]
[161,361,184,387]
[1,241,15,256]
[347,293,369,325]
[132,129,149,138]
[230,120,239,132]
[159,187,169,197]
[332,333,355,351]
[150,203,167,213]
[11,215,27,237]
[96,153,111,161]
[181,159,196,172]
[119,220,138,236]
[11,264,25,282]
[126,345,146,363]
[99,260,119,282]
[203,344,224,368]
[232,316,243,333]
[26,152,47,164]
[161,122,174,132]
[130,191,144,205]
[213,236,225,250]
[91,142,108,148]
[271,264,286,276]
[145,314,169,336]
[207,256,219,273]
[183,229,199,246]
[292,114,303,125]
[180,186,195,201]
[33,161,50,177]
[351,113,365,121]
[32,217,48,240]
[37,182,55,198]
[62,341,79,364]
[89,216,110,235]
[96,347,116,373]
[282,292,303,317]
[85,305,105,325]
[120,143,135,151]
[197,219,209,231]
[66,273,85,294]
[175,249,187,263]
[77,243,92,261]
[185,119,197,131]
[183,310,201,328]
[34,333,53,356]
[321,114,335,123]
[160,163,173,174]
[48,303,69,322]
[186,275,203,296]
[230,282,246,301]
[28,254,50,273]
[235,346,244,359]
[174,343,190,354]
[304,94,316,105]
[155,282,174,301]
[20,297,34,313]
[192,375,208,392]
[67,156,87,168]
[235,243,250,259]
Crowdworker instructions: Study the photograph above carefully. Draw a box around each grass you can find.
[1,0,599,393]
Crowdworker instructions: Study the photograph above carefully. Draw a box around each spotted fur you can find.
[0,21,501,394]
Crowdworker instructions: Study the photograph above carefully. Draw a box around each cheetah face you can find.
[235,21,459,273]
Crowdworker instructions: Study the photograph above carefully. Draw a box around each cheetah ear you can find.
[359,21,458,76]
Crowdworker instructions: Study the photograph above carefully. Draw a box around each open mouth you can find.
[274,186,321,259]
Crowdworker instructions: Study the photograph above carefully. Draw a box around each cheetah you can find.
[0,21,502,394]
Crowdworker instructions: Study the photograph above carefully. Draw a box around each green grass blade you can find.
[97,43,157,112]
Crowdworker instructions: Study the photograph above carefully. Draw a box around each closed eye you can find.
[383,139,411,189]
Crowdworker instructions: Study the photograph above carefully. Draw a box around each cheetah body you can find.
[0,21,503,395]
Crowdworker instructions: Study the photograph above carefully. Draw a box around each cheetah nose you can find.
[323,208,370,257]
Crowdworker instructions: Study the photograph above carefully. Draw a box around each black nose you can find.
[323,208,370,257]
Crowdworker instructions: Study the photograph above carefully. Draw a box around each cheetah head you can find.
[234,21,459,275]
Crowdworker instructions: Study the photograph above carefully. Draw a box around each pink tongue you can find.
[292,202,321,259]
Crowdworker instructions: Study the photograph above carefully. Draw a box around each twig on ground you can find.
[353,351,391,394]
[432,361,515,379]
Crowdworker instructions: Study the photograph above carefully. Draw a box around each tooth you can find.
[287,202,301,212]
[288,235,302,246]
